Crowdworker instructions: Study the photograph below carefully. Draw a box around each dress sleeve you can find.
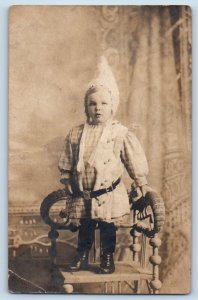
[58,130,73,183]
[121,130,149,187]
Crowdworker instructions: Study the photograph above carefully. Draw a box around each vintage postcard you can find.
[8,5,192,294]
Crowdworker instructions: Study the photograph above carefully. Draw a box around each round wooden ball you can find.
[149,255,162,265]
[150,279,162,290]
[149,237,161,247]
[131,244,141,252]
[48,230,59,239]
[130,228,141,237]
[64,284,74,293]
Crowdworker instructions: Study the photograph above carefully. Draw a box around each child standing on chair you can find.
[58,57,149,274]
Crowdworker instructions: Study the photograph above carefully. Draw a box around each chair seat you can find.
[53,262,152,285]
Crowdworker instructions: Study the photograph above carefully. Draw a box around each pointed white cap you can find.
[85,56,120,115]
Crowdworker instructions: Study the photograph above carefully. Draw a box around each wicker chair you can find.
[40,187,165,294]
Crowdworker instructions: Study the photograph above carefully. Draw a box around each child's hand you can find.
[60,178,73,195]
[130,187,143,203]
[130,184,153,203]
[140,184,153,197]
[64,181,73,195]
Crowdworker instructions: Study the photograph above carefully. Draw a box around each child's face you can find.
[87,89,112,124]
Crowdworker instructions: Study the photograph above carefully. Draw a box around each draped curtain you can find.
[99,6,191,293]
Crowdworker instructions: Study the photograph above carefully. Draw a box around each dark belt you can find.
[80,178,121,200]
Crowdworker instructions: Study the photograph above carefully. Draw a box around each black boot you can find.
[68,250,89,272]
[99,253,115,274]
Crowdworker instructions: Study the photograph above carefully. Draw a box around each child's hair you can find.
[84,84,113,121]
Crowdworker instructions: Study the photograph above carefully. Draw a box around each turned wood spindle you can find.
[149,234,162,294]
[48,229,59,267]
[130,228,141,263]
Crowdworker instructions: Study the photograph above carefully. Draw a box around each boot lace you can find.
[105,254,111,267]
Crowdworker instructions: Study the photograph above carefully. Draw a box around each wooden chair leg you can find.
[63,284,74,293]
[118,281,122,294]
[130,228,141,262]
[146,280,154,294]
[104,282,108,294]
[134,280,141,294]
[48,229,59,280]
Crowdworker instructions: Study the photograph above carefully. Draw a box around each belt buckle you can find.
[83,190,91,201]
[106,183,114,193]
[106,187,111,193]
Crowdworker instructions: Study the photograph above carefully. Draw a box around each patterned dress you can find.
[58,120,148,223]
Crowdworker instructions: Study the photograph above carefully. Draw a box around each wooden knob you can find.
[48,229,59,239]
[149,255,162,265]
[149,237,161,247]
[64,284,74,293]
[150,279,162,290]
[130,228,141,237]
[131,244,141,252]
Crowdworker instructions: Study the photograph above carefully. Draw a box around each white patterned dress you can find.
[58,120,148,224]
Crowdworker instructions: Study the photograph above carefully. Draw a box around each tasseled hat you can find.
[84,56,120,117]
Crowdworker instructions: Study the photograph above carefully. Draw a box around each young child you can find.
[58,57,149,274]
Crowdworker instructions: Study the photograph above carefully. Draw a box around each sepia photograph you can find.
[8,5,191,294]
